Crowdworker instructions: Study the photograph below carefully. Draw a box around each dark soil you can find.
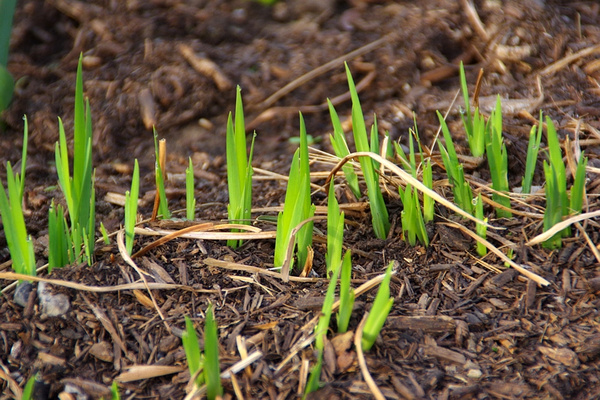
[2,0,600,399]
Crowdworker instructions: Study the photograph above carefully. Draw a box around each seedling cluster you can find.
[0,56,591,398]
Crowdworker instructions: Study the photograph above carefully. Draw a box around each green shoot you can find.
[186,157,196,221]
[325,180,344,276]
[273,113,315,271]
[48,201,68,272]
[362,262,394,351]
[110,381,121,400]
[182,316,204,387]
[521,112,544,194]
[459,62,487,158]
[328,99,361,199]
[422,158,434,222]
[337,250,355,333]
[542,117,570,249]
[226,86,256,248]
[21,373,37,400]
[436,111,474,215]
[345,63,390,239]
[306,259,342,396]
[474,193,487,256]
[570,153,588,215]
[0,0,16,115]
[52,54,95,267]
[124,160,139,255]
[204,304,223,400]
[0,118,35,276]
[100,222,110,245]
[485,96,512,218]
[152,131,170,219]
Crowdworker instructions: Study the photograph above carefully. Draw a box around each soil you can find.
[2,0,600,399]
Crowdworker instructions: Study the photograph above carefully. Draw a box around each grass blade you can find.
[337,250,355,333]
[204,304,223,399]
[362,262,394,351]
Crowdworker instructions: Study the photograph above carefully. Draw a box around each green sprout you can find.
[100,222,110,245]
[0,0,16,115]
[325,180,344,276]
[186,157,196,221]
[474,193,487,256]
[48,201,68,272]
[52,54,96,267]
[328,99,361,199]
[124,160,140,255]
[0,117,36,276]
[337,250,355,333]
[182,306,223,399]
[437,111,474,215]
[110,381,120,400]
[21,373,37,400]
[153,131,170,220]
[485,96,512,218]
[305,258,341,396]
[273,113,315,271]
[395,122,430,246]
[226,86,256,248]
[521,112,544,194]
[362,262,394,351]
[344,63,390,239]
[459,62,486,158]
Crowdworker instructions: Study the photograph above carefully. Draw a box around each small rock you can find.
[14,282,34,307]
[38,282,70,317]
[467,369,482,379]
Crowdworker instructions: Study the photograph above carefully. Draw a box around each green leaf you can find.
[362,262,394,351]
[204,304,223,400]
[182,316,204,386]
[337,250,355,333]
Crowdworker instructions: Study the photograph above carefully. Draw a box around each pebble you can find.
[14,282,34,307]
[38,282,70,317]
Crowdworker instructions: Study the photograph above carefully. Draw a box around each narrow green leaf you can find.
[182,316,204,386]
[204,304,223,400]
[337,250,355,333]
[362,262,394,351]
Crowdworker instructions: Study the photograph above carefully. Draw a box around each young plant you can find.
[305,260,341,396]
[325,180,344,276]
[273,113,315,271]
[182,306,223,399]
[48,201,69,272]
[344,64,390,239]
[0,0,16,115]
[52,54,95,267]
[328,99,361,199]
[21,373,37,400]
[474,193,487,256]
[542,117,569,249]
[459,62,486,158]
[362,262,394,351]
[152,131,170,220]
[0,117,36,276]
[124,160,140,255]
[186,157,196,221]
[337,250,355,333]
[436,111,474,215]
[226,86,256,248]
[485,96,512,218]
[521,112,544,194]
[110,381,121,400]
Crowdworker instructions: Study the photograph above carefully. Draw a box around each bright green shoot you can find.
[474,193,487,256]
[306,260,341,396]
[21,373,37,400]
[437,111,474,215]
[542,117,570,249]
[0,0,16,115]
[345,63,390,239]
[124,160,140,255]
[362,262,394,351]
[153,130,170,220]
[186,157,196,221]
[485,96,512,218]
[459,62,486,158]
[325,180,344,276]
[204,304,223,400]
[52,54,95,267]
[328,99,361,199]
[110,381,121,400]
[0,117,36,276]
[48,201,68,272]
[182,316,205,387]
[182,307,222,399]
[273,113,315,271]
[337,250,355,333]
[226,86,256,248]
[521,112,544,194]
[570,153,588,216]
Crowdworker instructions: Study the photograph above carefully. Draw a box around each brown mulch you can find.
[2,0,600,399]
